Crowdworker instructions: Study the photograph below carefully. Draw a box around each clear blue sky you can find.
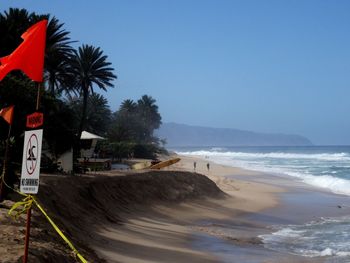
[2,0,350,145]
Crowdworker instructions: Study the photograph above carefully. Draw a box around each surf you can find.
[176,146,350,197]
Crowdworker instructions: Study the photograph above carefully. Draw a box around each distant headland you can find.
[156,122,313,147]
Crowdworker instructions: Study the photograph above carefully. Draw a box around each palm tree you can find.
[70,44,117,140]
[0,8,76,97]
[44,17,76,97]
[69,93,112,136]
[120,99,137,113]
[109,99,139,142]
[0,8,34,56]
[137,95,162,141]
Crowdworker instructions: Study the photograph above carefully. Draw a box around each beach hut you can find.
[57,131,110,173]
[80,131,105,159]
[79,131,111,171]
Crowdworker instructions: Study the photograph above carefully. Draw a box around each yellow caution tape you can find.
[2,174,88,263]
[8,195,33,219]
[32,198,88,263]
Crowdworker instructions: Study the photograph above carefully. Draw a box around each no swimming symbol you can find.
[26,133,38,175]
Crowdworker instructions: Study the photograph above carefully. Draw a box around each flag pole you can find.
[36,83,41,111]
[23,82,41,263]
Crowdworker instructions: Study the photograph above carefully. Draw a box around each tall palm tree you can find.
[70,44,117,140]
[136,95,162,143]
[43,16,76,97]
[32,14,76,96]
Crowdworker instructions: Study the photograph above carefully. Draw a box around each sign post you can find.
[20,127,43,263]
[21,84,44,263]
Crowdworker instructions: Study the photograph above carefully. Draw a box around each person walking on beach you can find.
[207,162,210,171]
[194,161,196,171]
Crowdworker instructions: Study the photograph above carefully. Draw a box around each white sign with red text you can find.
[20,129,43,194]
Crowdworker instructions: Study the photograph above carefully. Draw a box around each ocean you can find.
[175,146,350,262]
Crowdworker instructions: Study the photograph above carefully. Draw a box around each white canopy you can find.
[80,131,104,140]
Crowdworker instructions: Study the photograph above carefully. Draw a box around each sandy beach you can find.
[90,157,285,263]
[1,2,349,263]
[1,155,350,262]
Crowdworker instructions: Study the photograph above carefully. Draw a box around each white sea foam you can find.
[177,150,350,161]
[270,228,307,238]
[302,174,350,196]
[260,216,350,259]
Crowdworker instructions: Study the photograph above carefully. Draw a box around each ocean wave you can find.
[234,162,350,196]
[252,165,350,196]
[260,216,350,259]
[177,150,350,196]
[256,168,350,196]
[177,150,350,161]
[302,174,350,196]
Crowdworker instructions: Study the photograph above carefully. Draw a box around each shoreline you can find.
[172,154,350,262]
[2,154,350,262]
[171,154,284,214]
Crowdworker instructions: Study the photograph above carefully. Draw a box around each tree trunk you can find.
[78,86,89,140]
[73,85,89,169]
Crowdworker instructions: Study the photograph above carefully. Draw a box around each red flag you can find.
[0,20,47,82]
[0,105,14,125]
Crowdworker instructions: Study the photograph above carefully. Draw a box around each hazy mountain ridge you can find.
[156,123,313,147]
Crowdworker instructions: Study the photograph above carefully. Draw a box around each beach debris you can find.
[149,158,181,170]
[131,161,152,170]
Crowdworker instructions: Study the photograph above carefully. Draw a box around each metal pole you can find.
[23,82,41,262]
[23,206,31,263]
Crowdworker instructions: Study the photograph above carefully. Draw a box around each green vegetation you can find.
[107,95,165,160]
[0,8,166,178]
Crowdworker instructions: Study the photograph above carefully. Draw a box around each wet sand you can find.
[172,155,350,262]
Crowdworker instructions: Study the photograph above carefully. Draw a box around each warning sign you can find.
[26,112,44,128]
[20,129,43,194]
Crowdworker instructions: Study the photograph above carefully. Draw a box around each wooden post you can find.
[23,82,41,263]
[23,206,32,263]
[36,83,41,111]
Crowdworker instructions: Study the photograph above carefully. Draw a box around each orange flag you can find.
[0,105,14,125]
[0,20,47,82]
